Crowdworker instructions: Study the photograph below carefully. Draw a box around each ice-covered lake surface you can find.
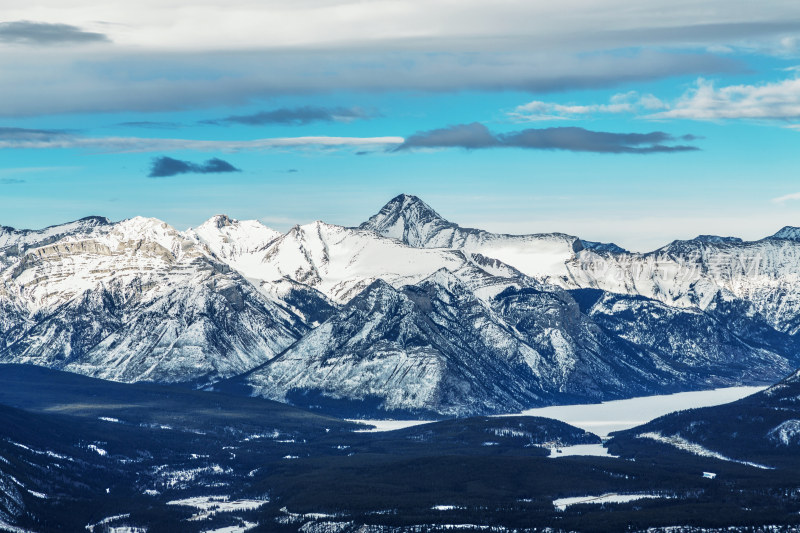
[347,419,436,432]
[511,386,767,437]
[347,386,767,437]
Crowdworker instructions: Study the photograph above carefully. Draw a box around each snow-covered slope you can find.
[3,196,800,410]
[0,216,110,254]
[0,217,308,383]
[361,194,800,336]
[771,226,800,241]
[189,214,281,278]
[360,194,583,278]
[238,268,797,417]
[257,221,473,303]
[565,236,800,334]
[240,273,551,416]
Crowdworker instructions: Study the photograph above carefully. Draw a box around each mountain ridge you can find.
[2,194,800,417]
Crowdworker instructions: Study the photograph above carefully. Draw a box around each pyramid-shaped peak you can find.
[379,194,446,222]
[360,194,455,246]
[202,214,236,229]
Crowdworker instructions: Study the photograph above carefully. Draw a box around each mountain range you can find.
[2,194,800,416]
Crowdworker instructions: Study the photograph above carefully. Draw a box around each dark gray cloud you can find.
[395,123,700,154]
[205,106,376,126]
[148,156,241,178]
[0,21,109,45]
[0,178,25,184]
[399,123,499,150]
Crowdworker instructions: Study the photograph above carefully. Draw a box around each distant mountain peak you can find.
[771,226,800,241]
[692,235,744,244]
[360,194,453,245]
[580,240,628,254]
[201,214,236,229]
[0,215,112,253]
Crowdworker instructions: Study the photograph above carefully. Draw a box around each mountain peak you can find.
[0,215,112,252]
[771,226,800,241]
[201,214,236,229]
[359,194,455,246]
[692,235,743,244]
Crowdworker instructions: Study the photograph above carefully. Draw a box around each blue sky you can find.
[1,1,800,251]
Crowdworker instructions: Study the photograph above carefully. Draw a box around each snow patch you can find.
[167,496,267,522]
[767,419,800,446]
[553,493,667,511]
[548,444,617,458]
[637,432,773,469]
[431,505,466,511]
[87,444,107,457]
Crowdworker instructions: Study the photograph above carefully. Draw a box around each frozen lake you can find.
[348,386,766,437]
[505,386,767,437]
[347,419,436,432]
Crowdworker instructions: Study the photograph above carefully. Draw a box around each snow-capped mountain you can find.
[0,216,308,383]
[239,272,552,417]
[565,235,800,335]
[360,194,585,277]
[2,194,800,416]
[363,194,800,336]
[0,215,110,255]
[236,272,798,416]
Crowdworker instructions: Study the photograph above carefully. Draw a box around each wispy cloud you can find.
[0,178,25,185]
[395,123,699,154]
[0,21,109,45]
[648,77,800,121]
[772,192,800,204]
[0,130,404,153]
[510,92,666,122]
[148,156,241,178]
[0,127,69,141]
[205,106,377,126]
[509,75,800,128]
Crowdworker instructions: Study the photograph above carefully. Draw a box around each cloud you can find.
[394,123,699,154]
[0,130,404,153]
[0,21,109,45]
[206,106,376,126]
[508,75,800,128]
[510,91,667,121]
[117,121,181,129]
[4,2,800,116]
[0,126,69,141]
[0,178,25,184]
[4,2,800,52]
[0,49,737,117]
[399,123,498,150]
[648,77,800,120]
[772,192,800,204]
[148,156,241,178]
